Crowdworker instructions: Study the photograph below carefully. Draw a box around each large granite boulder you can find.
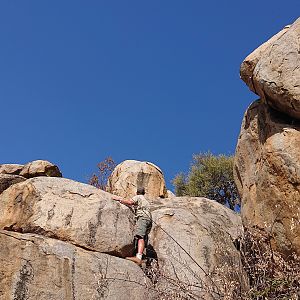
[240,17,300,119]
[0,177,135,257]
[234,100,300,256]
[0,164,23,175]
[0,159,61,194]
[0,164,249,298]
[240,26,290,93]
[0,230,152,300]
[0,174,26,194]
[20,160,62,178]
[148,197,247,299]
[107,160,167,199]
[0,160,62,178]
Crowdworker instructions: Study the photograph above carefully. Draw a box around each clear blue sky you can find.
[1,1,298,189]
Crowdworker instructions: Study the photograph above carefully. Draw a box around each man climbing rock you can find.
[112,187,152,266]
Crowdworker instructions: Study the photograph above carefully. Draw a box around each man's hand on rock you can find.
[112,196,122,202]
[112,196,134,206]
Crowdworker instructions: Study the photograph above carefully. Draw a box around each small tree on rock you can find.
[89,157,116,191]
[173,152,239,210]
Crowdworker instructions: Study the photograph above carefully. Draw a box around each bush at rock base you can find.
[172,152,239,210]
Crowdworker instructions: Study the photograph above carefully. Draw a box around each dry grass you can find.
[240,227,300,300]
[143,227,300,300]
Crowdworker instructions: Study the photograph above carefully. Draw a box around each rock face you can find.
[0,160,62,178]
[0,162,248,298]
[0,174,26,194]
[0,230,151,300]
[0,177,135,257]
[237,17,300,257]
[240,26,290,93]
[0,164,24,175]
[234,100,300,256]
[240,17,300,119]
[0,160,62,194]
[148,197,247,299]
[107,160,167,199]
[20,160,62,178]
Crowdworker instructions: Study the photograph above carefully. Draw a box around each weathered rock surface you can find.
[0,174,26,194]
[0,230,151,300]
[240,26,290,93]
[0,177,135,256]
[241,17,300,119]
[20,160,62,178]
[0,162,249,298]
[0,160,62,178]
[234,100,300,256]
[107,160,167,199]
[148,197,247,299]
[0,164,23,175]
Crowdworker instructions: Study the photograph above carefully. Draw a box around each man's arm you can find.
[112,195,134,206]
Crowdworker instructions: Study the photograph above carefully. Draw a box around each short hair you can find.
[137,187,145,195]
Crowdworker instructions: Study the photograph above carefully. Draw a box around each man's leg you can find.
[126,218,146,265]
[126,235,144,266]
[136,238,145,260]
[126,217,151,266]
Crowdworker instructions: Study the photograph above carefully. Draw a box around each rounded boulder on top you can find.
[106,160,168,199]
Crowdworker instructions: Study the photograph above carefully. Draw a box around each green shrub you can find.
[173,152,239,210]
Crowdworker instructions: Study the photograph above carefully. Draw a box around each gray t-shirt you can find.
[132,195,152,219]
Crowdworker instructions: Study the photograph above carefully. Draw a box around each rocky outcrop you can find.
[237,16,300,257]
[0,230,151,300]
[20,160,62,178]
[234,100,300,256]
[0,160,248,298]
[0,164,23,175]
[0,177,135,257]
[0,165,26,194]
[0,174,26,194]
[148,197,247,299]
[240,26,290,93]
[240,17,300,119]
[107,160,167,199]
[0,160,62,178]
[0,160,62,194]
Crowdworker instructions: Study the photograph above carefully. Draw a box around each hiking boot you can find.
[125,256,142,266]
